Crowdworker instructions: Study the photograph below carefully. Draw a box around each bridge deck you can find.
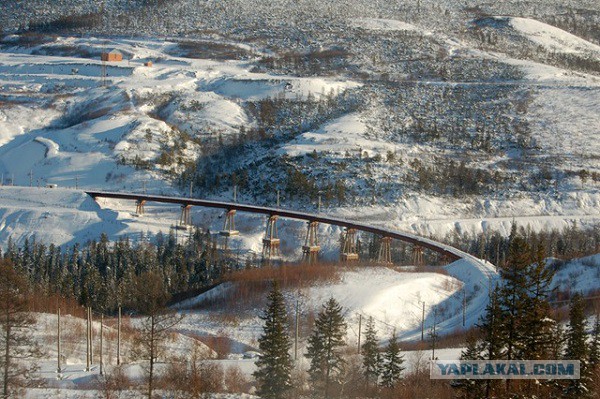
[86,191,465,261]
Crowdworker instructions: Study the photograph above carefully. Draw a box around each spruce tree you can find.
[564,293,591,398]
[253,283,293,399]
[305,297,347,398]
[476,286,503,398]
[521,245,555,360]
[478,287,503,361]
[454,333,485,399]
[589,314,600,369]
[380,331,404,389]
[498,236,532,362]
[361,316,381,390]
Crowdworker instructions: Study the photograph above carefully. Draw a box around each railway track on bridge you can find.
[86,190,471,262]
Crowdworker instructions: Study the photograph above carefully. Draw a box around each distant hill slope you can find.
[0,7,599,249]
[474,16,600,56]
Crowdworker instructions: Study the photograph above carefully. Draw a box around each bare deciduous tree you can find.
[131,270,182,399]
[0,260,42,398]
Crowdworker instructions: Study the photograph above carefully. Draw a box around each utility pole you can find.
[86,307,90,372]
[276,190,280,207]
[233,185,237,202]
[90,308,94,364]
[57,307,62,374]
[189,181,193,198]
[357,314,362,354]
[431,308,437,360]
[462,290,467,327]
[100,314,104,376]
[294,299,299,361]
[318,194,321,213]
[117,305,121,366]
[101,41,107,88]
[421,301,425,342]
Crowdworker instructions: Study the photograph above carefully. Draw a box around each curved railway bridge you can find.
[86,191,471,265]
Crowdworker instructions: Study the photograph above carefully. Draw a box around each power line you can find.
[550,294,600,305]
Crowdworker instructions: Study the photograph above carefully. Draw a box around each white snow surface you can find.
[178,260,498,345]
[551,254,600,295]
[0,36,358,193]
[351,18,420,32]
[508,17,600,56]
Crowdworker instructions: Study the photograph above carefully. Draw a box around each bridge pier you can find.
[413,245,424,267]
[340,228,359,262]
[178,204,192,228]
[135,199,146,216]
[262,215,280,263]
[220,209,239,237]
[377,236,393,265]
[302,221,320,265]
[84,191,466,266]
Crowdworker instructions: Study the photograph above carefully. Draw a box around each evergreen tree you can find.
[361,316,381,390]
[564,293,590,398]
[478,287,503,361]
[550,322,565,360]
[521,245,555,360]
[589,314,600,368]
[498,236,531,362]
[253,283,293,399]
[476,286,503,398]
[380,331,404,389]
[305,298,347,398]
[454,333,485,399]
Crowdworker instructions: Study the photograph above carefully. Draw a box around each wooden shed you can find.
[101,50,123,62]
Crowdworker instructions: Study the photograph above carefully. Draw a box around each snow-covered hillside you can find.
[177,259,498,345]
[0,33,600,250]
[479,16,600,57]
[0,36,356,192]
[0,14,598,252]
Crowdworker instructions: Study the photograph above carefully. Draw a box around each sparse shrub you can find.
[99,366,131,399]
[224,365,250,394]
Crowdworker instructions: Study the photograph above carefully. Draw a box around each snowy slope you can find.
[551,254,600,295]
[0,36,358,192]
[177,260,498,344]
[0,33,598,255]
[509,17,600,56]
